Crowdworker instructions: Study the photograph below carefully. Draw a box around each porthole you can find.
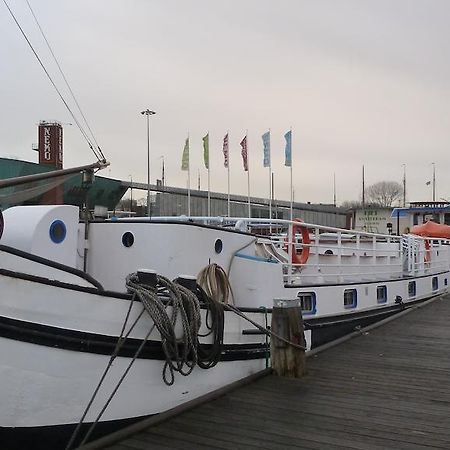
[49,220,66,244]
[214,238,223,254]
[122,232,135,248]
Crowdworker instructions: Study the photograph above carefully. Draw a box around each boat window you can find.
[49,220,66,244]
[377,285,387,304]
[122,232,135,248]
[344,289,357,309]
[445,278,448,286]
[445,213,450,226]
[432,277,438,292]
[408,281,416,298]
[297,292,316,315]
[214,239,223,254]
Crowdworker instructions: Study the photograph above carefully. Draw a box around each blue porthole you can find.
[49,220,66,244]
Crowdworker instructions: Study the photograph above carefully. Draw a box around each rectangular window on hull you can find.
[432,277,438,291]
[297,292,316,315]
[344,289,357,309]
[377,285,387,304]
[408,281,416,298]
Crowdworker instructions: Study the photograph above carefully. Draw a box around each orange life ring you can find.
[285,218,310,265]
[424,239,431,263]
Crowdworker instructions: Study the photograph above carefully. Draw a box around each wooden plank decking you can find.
[81,295,450,450]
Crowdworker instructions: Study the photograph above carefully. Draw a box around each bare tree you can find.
[366,181,402,207]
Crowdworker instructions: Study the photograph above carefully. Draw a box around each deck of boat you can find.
[80,294,450,450]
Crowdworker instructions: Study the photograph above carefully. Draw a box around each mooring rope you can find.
[67,267,303,448]
[198,262,306,351]
[65,297,144,450]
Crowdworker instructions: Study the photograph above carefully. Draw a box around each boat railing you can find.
[228,217,450,286]
[157,216,450,286]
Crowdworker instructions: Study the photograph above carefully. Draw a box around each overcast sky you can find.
[2,0,450,205]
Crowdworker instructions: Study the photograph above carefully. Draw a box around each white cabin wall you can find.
[86,222,258,292]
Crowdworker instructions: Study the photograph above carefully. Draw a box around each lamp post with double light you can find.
[141,109,156,217]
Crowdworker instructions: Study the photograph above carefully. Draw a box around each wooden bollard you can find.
[270,298,307,378]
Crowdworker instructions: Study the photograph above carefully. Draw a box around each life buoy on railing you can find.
[424,239,431,263]
[285,218,310,265]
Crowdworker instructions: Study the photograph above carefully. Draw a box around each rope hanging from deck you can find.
[66,274,225,449]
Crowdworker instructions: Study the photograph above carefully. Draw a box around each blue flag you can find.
[284,130,292,167]
[262,131,270,167]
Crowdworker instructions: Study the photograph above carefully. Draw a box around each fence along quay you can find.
[77,293,450,450]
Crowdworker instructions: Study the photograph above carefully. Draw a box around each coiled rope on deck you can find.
[126,273,202,385]
[198,262,306,351]
[197,263,233,305]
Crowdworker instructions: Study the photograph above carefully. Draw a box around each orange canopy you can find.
[410,221,450,239]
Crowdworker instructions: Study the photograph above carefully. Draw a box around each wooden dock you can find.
[80,295,450,450]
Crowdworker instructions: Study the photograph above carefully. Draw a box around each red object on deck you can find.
[410,221,450,239]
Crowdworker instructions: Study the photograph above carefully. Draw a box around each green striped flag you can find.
[202,133,209,169]
[181,137,189,171]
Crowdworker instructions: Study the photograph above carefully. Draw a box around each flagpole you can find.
[432,162,436,202]
[247,131,251,218]
[333,172,336,207]
[206,131,211,217]
[268,129,272,231]
[187,134,191,216]
[289,127,294,221]
[227,131,231,217]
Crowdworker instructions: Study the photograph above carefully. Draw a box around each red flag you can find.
[223,133,229,168]
[240,135,248,172]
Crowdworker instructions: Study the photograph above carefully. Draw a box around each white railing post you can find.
[337,231,343,282]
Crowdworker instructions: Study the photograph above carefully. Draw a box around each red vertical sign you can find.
[38,122,63,169]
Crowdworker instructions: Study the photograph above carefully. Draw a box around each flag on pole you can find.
[202,133,209,169]
[181,137,189,171]
[284,130,292,167]
[240,135,248,171]
[262,131,270,167]
[223,133,229,168]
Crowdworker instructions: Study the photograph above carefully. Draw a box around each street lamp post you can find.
[129,174,133,215]
[141,109,156,217]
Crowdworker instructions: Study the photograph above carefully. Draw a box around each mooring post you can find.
[271,298,306,378]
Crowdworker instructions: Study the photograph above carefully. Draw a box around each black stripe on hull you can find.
[0,415,150,450]
[0,293,439,360]
[306,295,434,348]
[0,315,268,361]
